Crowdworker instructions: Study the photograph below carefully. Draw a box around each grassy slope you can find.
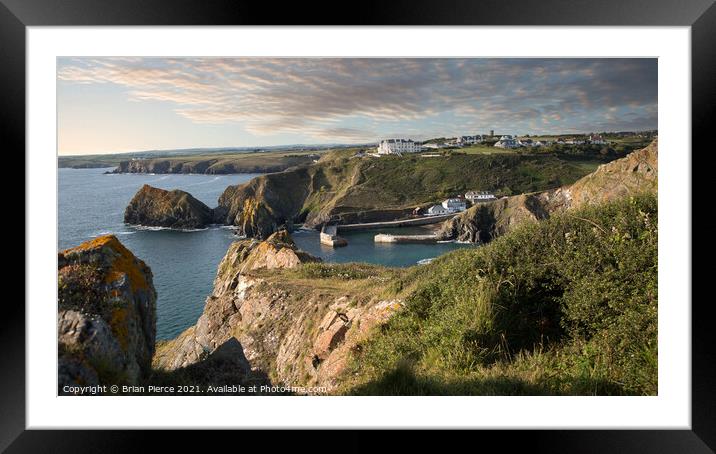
[337,193,658,395]
[220,149,611,230]
[209,192,657,395]
[302,151,609,224]
[59,149,324,172]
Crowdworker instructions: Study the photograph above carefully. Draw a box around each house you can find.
[456,135,484,146]
[465,191,496,203]
[494,135,522,149]
[427,204,450,215]
[377,139,421,155]
[520,138,534,147]
[565,138,586,145]
[589,134,606,145]
[441,198,467,213]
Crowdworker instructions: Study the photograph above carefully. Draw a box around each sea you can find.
[59,168,473,340]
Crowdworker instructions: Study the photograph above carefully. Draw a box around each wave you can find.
[129,225,210,233]
[417,258,435,265]
[92,230,136,237]
[186,176,223,186]
[146,175,170,183]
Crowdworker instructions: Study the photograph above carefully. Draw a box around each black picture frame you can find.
[5,0,710,450]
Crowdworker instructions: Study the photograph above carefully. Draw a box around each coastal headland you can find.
[60,140,659,396]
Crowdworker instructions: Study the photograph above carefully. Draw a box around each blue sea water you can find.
[59,168,473,340]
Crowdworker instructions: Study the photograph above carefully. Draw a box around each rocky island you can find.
[124,184,214,229]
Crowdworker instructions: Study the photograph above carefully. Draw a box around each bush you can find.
[347,194,658,395]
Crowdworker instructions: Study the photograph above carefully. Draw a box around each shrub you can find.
[347,194,658,395]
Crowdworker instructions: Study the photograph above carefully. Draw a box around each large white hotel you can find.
[377,138,422,155]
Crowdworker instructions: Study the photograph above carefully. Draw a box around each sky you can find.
[57,58,657,155]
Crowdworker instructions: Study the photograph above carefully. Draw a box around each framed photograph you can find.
[8,0,711,449]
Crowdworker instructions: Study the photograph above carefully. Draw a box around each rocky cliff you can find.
[215,151,602,239]
[124,184,214,229]
[111,154,316,175]
[154,231,403,393]
[438,140,658,243]
[58,235,157,392]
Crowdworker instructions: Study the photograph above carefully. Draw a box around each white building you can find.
[441,198,468,213]
[427,204,449,215]
[377,139,421,155]
[465,191,497,203]
[494,135,522,149]
[520,138,535,147]
[456,135,484,146]
[589,134,606,145]
[426,198,468,216]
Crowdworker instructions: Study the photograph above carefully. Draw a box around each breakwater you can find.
[374,233,441,244]
[338,213,458,232]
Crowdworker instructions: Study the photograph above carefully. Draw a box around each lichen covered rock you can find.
[58,235,156,392]
[124,184,214,229]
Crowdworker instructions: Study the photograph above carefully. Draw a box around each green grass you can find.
[343,193,657,395]
[58,148,327,171]
[218,148,620,233]
[454,144,517,155]
[312,152,601,209]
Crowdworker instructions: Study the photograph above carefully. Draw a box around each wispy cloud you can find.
[58,57,657,143]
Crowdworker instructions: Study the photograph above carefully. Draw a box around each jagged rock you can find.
[154,232,403,393]
[216,169,313,238]
[58,235,156,392]
[313,311,351,361]
[153,231,321,371]
[439,140,658,243]
[124,184,214,229]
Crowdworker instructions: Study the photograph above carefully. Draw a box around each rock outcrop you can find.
[110,154,316,175]
[124,184,214,229]
[215,152,598,239]
[439,140,658,243]
[58,235,157,392]
[154,231,403,393]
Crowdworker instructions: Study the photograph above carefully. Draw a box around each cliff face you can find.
[439,140,658,243]
[111,154,315,175]
[154,231,403,393]
[216,152,599,239]
[215,168,314,237]
[124,184,214,229]
[58,235,157,392]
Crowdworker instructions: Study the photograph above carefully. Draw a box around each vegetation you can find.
[59,148,326,172]
[220,149,617,231]
[315,151,609,206]
[342,194,658,395]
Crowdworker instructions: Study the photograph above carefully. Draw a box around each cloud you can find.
[57,57,657,140]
